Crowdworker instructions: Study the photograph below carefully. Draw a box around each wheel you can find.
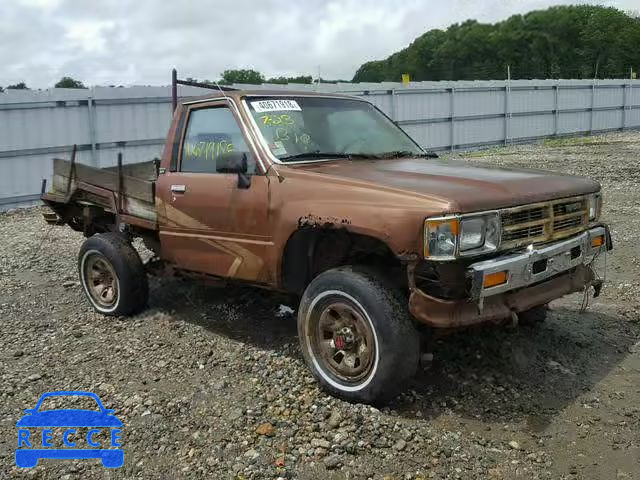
[78,233,148,316]
[519,304,548,325]
[298,266,419,405]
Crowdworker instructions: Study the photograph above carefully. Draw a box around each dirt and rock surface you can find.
[1,131,639,479]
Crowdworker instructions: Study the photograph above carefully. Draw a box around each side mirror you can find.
[218,152,251,189]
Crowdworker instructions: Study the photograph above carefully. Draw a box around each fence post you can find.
[390,89,397,121]
[504,82,510,145]
[553,82,559,136]
[87,88,98,166]
[589,80,596,134]
[622,81,628,130]
[449,87,455,151]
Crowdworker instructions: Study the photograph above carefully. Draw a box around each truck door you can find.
[156,100,271,283]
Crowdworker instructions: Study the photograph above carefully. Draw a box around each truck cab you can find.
[43,89,612,404]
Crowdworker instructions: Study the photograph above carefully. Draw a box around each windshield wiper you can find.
[278,150,438,162]
[279,152,374,162]
[360,150,438,159]
[279,152,349,162]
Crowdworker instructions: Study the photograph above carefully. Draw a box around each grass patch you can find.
[459,146,515,158]
[542,135,602,147]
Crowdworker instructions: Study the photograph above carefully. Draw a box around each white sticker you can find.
[270,141,287,156]
[251,99,301,112]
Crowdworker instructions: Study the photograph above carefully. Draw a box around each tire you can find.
[298,266,419,405]
[78,233,148,316]
[519,304,548,325]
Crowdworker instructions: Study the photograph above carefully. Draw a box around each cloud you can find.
[1,0,637,88]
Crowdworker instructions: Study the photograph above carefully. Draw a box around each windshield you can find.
[246,96,424,162]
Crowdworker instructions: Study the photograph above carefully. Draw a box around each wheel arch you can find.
[280,226,403,296]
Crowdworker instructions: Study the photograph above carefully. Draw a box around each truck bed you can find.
[43,158,158,228]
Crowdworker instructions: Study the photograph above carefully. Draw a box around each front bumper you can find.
[409,225,611,328]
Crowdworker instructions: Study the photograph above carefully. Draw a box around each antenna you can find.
[209,78,231,102]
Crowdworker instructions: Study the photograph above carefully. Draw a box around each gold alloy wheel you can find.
[84,253,119,309]
[310,301,375,384]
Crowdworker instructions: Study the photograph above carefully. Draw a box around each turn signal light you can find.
[591,235,605,248]
[484,271,508,288]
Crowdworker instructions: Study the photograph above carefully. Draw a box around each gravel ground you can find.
[1,131,639,479]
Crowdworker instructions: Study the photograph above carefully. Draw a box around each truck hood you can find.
[289,157,600,212]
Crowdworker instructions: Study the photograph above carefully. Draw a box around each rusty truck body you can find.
[42,87,612,404]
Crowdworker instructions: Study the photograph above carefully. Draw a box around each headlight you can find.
[424,217,458,259]
[460,217,485,251]
[424,213,500,259]
[588,193,602,221]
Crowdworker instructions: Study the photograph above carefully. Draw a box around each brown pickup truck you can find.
[42,88,612,404]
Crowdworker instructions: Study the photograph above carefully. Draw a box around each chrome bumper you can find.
[469,226,609,301]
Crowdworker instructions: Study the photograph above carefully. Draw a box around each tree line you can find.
[191,70,348,85]
[353,5,640,82]
[0,77,86,92]
[0,72,321,92]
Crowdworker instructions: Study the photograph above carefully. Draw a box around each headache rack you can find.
[171,68,237,112]
[500,195,591,249]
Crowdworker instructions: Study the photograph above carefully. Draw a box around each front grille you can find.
[502,206,545,226]
[553,215,582,232]
[500,196,589,248]
[503,224,544,242]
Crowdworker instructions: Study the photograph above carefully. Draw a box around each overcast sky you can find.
[2,0,638,88]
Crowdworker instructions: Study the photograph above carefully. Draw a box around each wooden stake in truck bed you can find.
[41,75,612,404]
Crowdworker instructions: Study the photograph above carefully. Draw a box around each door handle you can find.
[170,184,186,194]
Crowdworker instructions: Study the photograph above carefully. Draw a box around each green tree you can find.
[352,5,640,82]
[54,76,87,88]
[266,75,313,84]
[6,82,28,89]
[220,69,265,84]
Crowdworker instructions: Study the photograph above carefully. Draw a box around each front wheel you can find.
[298,267,419,405]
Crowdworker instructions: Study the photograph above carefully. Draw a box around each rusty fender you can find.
[408,264,594,328]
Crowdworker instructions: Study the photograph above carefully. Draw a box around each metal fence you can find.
[1,78,639,210]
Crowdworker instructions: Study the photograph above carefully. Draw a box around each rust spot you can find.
[298,214,350,228]
[397,251,420,262]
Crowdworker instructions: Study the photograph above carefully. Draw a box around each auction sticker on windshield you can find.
[250,99,301,112]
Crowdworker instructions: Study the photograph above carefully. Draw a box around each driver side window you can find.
[180,106,256,174]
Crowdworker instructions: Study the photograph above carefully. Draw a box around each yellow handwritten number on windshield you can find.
[260,114,295,126]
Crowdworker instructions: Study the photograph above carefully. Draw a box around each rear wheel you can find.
[78,233,148,316]
[298,266,419,405]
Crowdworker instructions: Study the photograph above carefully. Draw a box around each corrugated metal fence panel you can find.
[0,102,91,151]
[510,87,554,113]
[456,88,504,117]
[96,144,165,169]
[1,80,640,210]
[510,113,555,140]
[395,90,449,121]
